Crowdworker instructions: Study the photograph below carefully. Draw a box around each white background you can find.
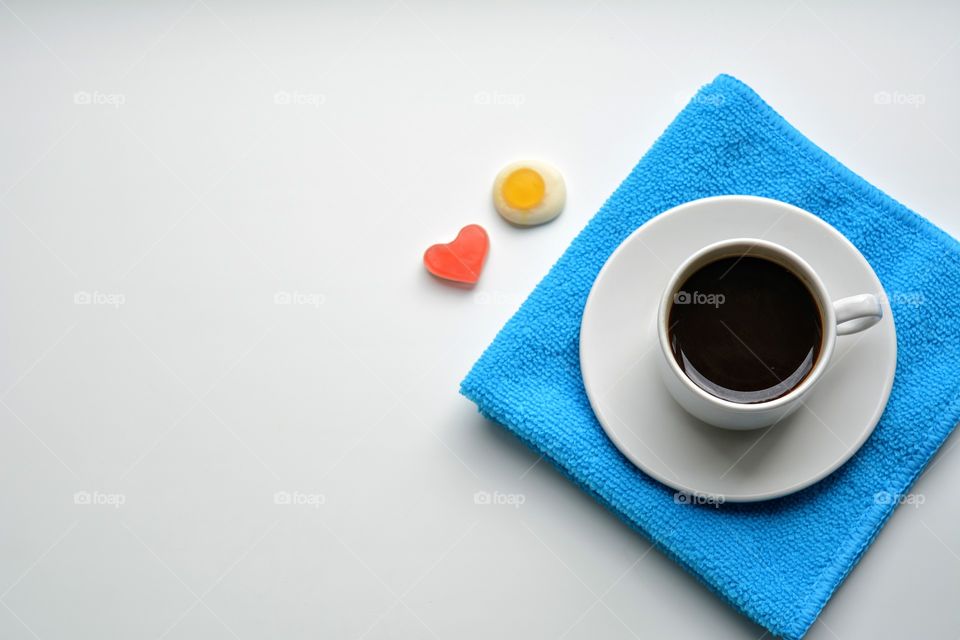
[1,1,958,639]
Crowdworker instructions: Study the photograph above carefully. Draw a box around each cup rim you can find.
[657,237,837,413]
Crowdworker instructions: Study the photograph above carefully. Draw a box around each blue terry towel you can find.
[461,74,960,639]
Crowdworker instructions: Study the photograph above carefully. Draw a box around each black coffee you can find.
[668,256,822,404]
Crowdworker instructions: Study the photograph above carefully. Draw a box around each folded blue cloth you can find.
[461,74,960,639]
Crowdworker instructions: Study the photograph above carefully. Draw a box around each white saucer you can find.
[580,196,897,502]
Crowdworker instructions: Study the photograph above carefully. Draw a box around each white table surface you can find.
[1,2,958,638]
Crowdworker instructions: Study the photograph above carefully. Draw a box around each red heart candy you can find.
[423,224,489,285]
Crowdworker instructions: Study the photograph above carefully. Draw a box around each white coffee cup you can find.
[656,238,883,431]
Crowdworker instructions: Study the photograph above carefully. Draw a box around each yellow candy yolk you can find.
[502,168,545,210]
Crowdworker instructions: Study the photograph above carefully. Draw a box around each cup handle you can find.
[833,294,883,336]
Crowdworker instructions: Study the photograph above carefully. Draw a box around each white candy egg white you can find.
[492,160,566,226]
